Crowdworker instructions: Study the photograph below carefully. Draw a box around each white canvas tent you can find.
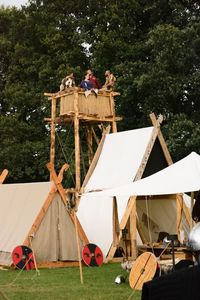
[0,181,84,267]
[77,114,190,261]
[78,126,160,257]
[88,152,200,197]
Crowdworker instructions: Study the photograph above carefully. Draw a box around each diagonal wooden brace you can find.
[47,162,87,284]
[46,162,88,244]
[0,169,8,184]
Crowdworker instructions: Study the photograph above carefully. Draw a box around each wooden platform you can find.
[138,244,193,261]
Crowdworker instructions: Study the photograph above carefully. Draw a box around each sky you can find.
[0,0,28,8]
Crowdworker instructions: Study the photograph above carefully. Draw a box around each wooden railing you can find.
[59,90,119,118]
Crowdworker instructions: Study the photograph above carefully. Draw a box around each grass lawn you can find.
[0,263,142,300]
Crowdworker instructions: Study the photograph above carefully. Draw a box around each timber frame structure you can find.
[44,88,191,263]
[104,113,191,262]
[44,88,121,201]
[77,112,191,263]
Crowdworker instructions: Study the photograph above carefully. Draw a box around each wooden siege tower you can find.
[44,88,121,202]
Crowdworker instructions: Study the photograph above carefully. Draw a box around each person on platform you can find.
[102,70,116,91]
[80,73,93,97]
[86,69,102,90]
[60,73,75,91]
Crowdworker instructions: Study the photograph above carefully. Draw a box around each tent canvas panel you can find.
[137,198,177,242]
[89,152,200,197]
[0,182,83,266]
[0,182,52,254]
[32,193,82,262]
[77,194,113,257]
[85,127,154,192]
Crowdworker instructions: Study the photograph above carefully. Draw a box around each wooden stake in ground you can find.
[29,236,40,275]
[73,209,84,284]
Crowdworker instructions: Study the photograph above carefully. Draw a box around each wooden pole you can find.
[86,125,93,166]
[106,196,137,262]
[190,192,195,229]
[0,169,8,184]
[113,197,120,246]
[136,216,147,244]
[50,96,57,179]
[29,237,40,275]
[110,92,117,133]
[130,197,137,259]
[73,210,84,284]
[91,127,100,145]
[176,194,184,242]
[150,113,173,165]
[74,92,81,191]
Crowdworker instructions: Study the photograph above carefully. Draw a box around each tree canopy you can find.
[1,0,200,183]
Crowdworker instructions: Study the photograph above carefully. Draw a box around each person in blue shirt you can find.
[80,73,93,90]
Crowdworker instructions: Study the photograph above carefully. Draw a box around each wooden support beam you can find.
[150,113,173,165]
[113,197,120,247]
[74,92,81,191]
[177,194,192,228]
[86,125,93,166]
[47,162,88,244]
[136,217,147,244]
[130,198,137,259]
[110,92,117,133]
[44,92,57,97]
[45,90,120,99]
[47,162,87,284]
[176,193,191,241]
[0,169,8,184]
[91,127,100,145]
[134,121,160,181]
[45,116,122,124]
[176,194,183,239]
[37,261,80,268]
[190,192,195,229]
[50,96,57,176]
[106,196,137,262]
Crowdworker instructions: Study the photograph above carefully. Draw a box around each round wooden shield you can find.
[12,245,35,270]
[82,243,103,267]
[129,252,157,290]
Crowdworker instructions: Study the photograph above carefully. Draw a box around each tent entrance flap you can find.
[137,197,177,243]
[32,193,83,262]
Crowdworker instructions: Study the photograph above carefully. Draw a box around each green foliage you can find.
[0,114,49,182]
[1,1,200,182]
[0,2,88,183]
[163,114,200,161]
